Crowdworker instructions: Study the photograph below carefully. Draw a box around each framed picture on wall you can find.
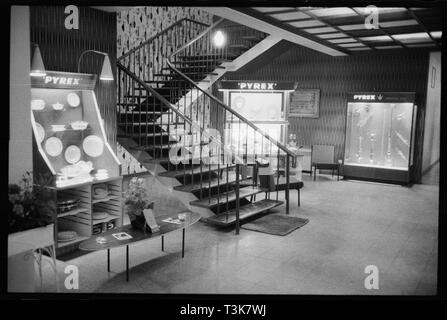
[288,89,320,118]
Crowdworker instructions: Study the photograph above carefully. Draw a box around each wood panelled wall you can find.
[30,6,117,150]
[224,43,431,182]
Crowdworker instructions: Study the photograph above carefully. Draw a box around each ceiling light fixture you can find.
[77,50,114,81]
[30,44,46,77]
[213,30,226,47]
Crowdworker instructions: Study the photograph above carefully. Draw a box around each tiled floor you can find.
[39,174,438,295]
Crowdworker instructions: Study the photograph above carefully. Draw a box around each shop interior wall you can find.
[223,42,431,183]
[9,6,32,184]
[29,6,117,151]
[421,51,441,185]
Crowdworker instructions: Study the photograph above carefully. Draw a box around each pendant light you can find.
[77,50,114,81]
[30,44,46,77]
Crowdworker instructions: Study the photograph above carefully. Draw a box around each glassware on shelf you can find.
[70,121,88,130]
[31,99,45,110]
[52,102,64,111]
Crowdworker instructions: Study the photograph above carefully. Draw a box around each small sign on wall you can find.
[289,89,320,118]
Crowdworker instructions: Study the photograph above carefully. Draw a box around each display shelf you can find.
[30,71,123,257]
[92,214,121,225]
[57,207,89,218]
[57,235,90,248]
[343,92,416,184]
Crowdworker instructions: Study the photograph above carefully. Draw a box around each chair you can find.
[256,161,304,206]
[311,145,340,181]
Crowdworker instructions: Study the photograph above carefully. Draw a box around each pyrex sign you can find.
[353,94,376,100]
[44,76,81,86]
[238,82,277,90]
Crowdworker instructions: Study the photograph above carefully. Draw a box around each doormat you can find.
[241,213,309,236]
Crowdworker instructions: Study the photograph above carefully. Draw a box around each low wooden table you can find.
[79,211,201,281]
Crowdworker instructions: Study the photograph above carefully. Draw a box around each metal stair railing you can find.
[166,18,295,233]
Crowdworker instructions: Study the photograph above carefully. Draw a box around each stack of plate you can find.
[93,211,108,221]
[57,197,80,213]
[93,183,108,199]
[57,230,77,242]
[94,169,109,180]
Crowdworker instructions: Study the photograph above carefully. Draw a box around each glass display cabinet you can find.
[343,92,417,185]
[30,71,122,255]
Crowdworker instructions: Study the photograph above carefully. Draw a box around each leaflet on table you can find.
[112,232,133,240]
[162,217,182,225]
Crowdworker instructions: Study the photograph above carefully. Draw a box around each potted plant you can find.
[123,177,154,231]
[8,171,55,235]
[8,171,56,292]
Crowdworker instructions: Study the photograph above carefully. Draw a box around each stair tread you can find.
[174,172,239,192]
[190,186,263,208]
[121,132,170,138]
[159,164,235,178]
[173,59,232,64]
[205,199,283,226]
[130,143,176,151]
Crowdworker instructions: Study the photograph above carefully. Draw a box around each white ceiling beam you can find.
[201,7,347,56]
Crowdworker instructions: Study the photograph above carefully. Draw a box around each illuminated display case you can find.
[343,92,417,184]
[30,71,122,254]
[219,81,295,157]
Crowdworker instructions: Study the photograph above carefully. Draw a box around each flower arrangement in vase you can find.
[8,172,56,234]
[123,177,154,231]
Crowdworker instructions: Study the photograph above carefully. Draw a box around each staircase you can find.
[117,18,295,233]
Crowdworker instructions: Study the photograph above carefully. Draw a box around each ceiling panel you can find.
[359,35,393,42]
[288,20,325,28]
[304,26,338,34]
[242,6,442,54]
[269,11,309,21]
[328,38,359,44]
[253,7,296,13]
[379,20,419,28]
[375,45,403,49]
[317,32,348,39]
[339,42,366,47]
[306,7,356,18]
[349,47,372,51]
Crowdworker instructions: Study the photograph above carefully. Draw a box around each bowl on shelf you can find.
[51,125,66,132]
[70,121,88,130]
[52,102,64,111]
[31,99,45,111]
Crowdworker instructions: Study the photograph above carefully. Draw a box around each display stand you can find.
[30,71,122,256]
[343,92,417,185]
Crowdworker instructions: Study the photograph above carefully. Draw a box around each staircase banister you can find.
[118,18,210,62]
[166,60,295,157]
[167,19,295,157]
[117,61,244,164]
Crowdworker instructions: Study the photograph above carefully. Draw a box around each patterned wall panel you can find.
[224,45,430,182]
[115,7,213,174]
[30,6,117,151]
[117,7,213,58]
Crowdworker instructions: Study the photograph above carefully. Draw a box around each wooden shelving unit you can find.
[56,177,123,255]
